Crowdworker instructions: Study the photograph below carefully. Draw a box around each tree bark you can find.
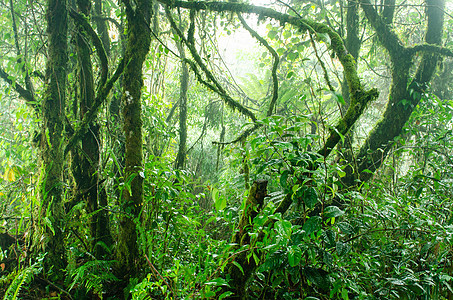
[175,40,189,170]
[39,0,68,277]
[116,0,152,277]
[72,0,112,259]
[226,180,267,299]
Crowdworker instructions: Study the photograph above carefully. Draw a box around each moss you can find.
[226,180,267,299]
[36,0,69,278]
[115,0,152,274]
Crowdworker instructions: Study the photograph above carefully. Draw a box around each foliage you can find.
[67,259,118,298]
[0,0,452,298]
[2,255,43,300]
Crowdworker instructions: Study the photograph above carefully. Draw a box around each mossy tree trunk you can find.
[225,180,267,299]
[175,40,189,170]
[39,0,68,276]
[116,0,152,277]
[343,0,445,186]
[71,0,112,258]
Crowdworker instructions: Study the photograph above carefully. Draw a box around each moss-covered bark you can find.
[94,0,110,56]
[72,0,112,258]
[226,180,267,299]
[175,39,189,170]
[39,0,68,276]
[343,0,445,186]
[116,0,152,276]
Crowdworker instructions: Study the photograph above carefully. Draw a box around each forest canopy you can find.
[0,0,452,298]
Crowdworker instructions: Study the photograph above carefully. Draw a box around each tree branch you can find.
[69,8,109,89]
[0,66,36,108]
[65,57,126,156]
[165,6,257,122]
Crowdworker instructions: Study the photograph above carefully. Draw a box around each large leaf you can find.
[303,267,330,291]
[303,216,321,235]
[301,186,318,209]
[324,206,344,219]
[275,220,292,239]
[212,188,226,211]
[288,245,302,267]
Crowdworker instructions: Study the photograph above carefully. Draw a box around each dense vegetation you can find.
[0,0,452,298]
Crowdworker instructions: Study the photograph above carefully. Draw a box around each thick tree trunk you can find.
[116,0,152,276]
[39,0,68,276]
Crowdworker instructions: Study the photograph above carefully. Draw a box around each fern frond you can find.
[3,262,40,300]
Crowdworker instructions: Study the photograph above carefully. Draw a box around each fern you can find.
[69,259,118,297]
[3,259,42,300]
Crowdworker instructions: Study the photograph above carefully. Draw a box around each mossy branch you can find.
[0,67,36,108]
[359,0,405,58]
[69,8,109,88]
[165,6,257,122]
[162,0,377,151]
[65,57,126,156]
[237,13,279,117]
[408,44,453,57]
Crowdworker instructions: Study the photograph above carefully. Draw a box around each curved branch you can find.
[165,6,257,122]
[0,66,36,109]
[237,14,279,117]
[163,0,378,153]
[408,44,453,57]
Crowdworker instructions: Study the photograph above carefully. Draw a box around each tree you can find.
[115,0,152,276]
[343,0,446,186]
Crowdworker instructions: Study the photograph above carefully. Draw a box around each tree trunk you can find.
[226,180,267,299]
[39,0,68,277]
[175,40,189,170]
[116,0,152,277]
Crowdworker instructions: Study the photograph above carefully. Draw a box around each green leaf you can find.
[341,288,349,300]
[219,291,234,300]
[205,277,229,287]
[275,220,292,238]
[268,30,278,40]
[324,206,344,219]
[287,51,299,62]
[288,245,302,267]
[232,261,244,275]
[283,30,291,39]
[302,186,318,209]
[213,188,226,211]
[303,216,321,235]
[329,90,345,105]
[304,267,330,290]
[337,222,354,234]
[336,241,350,256]
[280,169,290,189]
